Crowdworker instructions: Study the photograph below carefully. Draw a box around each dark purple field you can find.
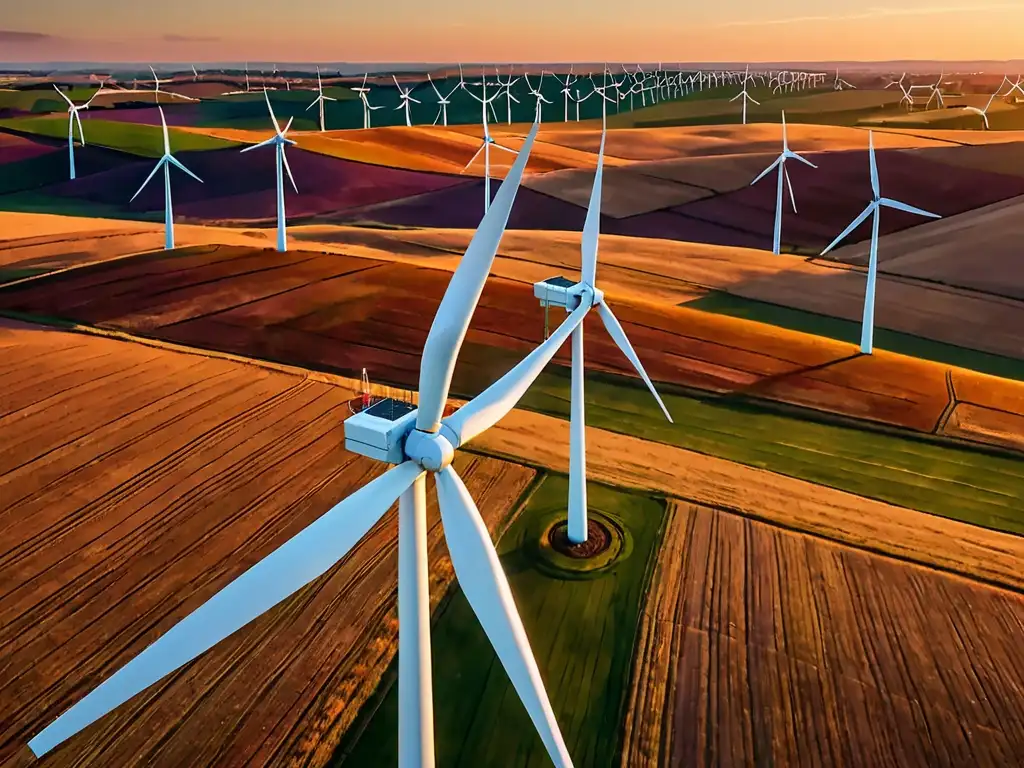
[38,148,473,220]
[0,134,60,164]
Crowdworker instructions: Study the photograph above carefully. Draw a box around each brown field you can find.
[0,320,535,767]
[1,243,1010,440]
[470,407,1024,592]
[942,402,1024,452]
[900,142,1024,179]
[830,195,1024,299]
[175,124,628,176]
[620,500,1024,767]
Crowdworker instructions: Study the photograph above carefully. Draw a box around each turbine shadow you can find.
[723,351,865,399]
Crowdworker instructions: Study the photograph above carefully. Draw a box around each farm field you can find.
[620,500,1024,767]
[0,116,241,156]
[2,241,1023,455]
[339,476,666,767]
[829,194,1024,300]
[467,405,1024,593]
[0,319,536,767]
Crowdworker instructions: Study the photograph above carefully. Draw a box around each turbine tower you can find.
[730,65,759,124]
[28,120,580,768]
[306,66,336,132]
[463,77,516,214]
[819,132,941,355]
[52,85,99,180]
[531,125,672,543]
[748,111,817,255]
[241,90,298,253]
[129,107,203,251]
[393,75,422,127]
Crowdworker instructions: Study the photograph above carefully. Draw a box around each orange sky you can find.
[2,2,1023,63]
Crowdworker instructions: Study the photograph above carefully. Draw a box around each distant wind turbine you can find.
[392,75,421,127]
[463,78,516,214]
[129,107,203,251]
[52,85,100,180]
[427,73,460,126]
[352,73,385,129]
[306,66,336,132]
[749,111,817,255]
[241,90,298,253]
[964,86,1001,129]
[730,65,759,124]
[820,131,941,355]
[525,71,553,122]
[149,65,197,103]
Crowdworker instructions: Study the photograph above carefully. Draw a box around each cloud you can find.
[717,4,1021,27]
[161,33,220,43]
[0,30,56,44]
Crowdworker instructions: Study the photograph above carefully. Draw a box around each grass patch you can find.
[336,476,666,767]
[0,117,241,156]
[516,369,1024,536]
[684,291,1024,382]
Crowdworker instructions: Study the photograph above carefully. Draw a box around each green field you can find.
[337,476,666,767]
[0,117,241,156]
[685,291,1024,382]
[511,367,1024,536]
[0,87,105,113]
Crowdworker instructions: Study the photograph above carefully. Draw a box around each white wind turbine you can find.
[532,125,672,543]
[28,121,581,768]
[833,68,855,90]
[427,74,459,126]
[306,66,336,132]
[221,64,253,96]
[352,73,385,129]
[749,111,817,255]
[1004,74,1024,101]
[496,68,521,124]
[149,65,197,103]
[241,90,298,253]
[463,78,516,214]
[128,107,203,251]
[730,65,759,124]
[964,85,1001,129]
[820,131,941,355]
[926,72,945,109]
[52,85,100,180]
[393,75,422,127]
[525,71,553,122]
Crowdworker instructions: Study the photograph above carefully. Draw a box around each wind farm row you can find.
[2,55,1024,768]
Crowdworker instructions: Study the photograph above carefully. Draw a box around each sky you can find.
[1,1,1022,63]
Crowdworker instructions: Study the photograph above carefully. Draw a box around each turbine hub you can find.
[404,428,456,472]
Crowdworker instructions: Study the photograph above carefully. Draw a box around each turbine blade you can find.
[264,89,281,134]
[786,150,817,168]
[415,121,541,434]
[868,131,879,197]
[129,159,165,202]
[27,461,422,758]
[580,126,606,285]
[240,136,277,153]
[820,203,874,255]
[281,148,298,193]
[53,84,75,107]
[750,156,782,185]
[435,467,573,768]
[879,197,940,219]
[463,143,485,170]
[158,107,170,155]
[785,165,797,213]
[596,302,672,422]
[442,302,589,448]
[167,154,203,184]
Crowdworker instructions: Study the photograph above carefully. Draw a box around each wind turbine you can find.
[819,131,941,355]
[964,86,1001,129]
[352,73,385,129]
[525,71,553,122]
[833,68,855,90]
[427,74,459,126]
[749,111,817,255]
[730,65,759,124]
[52,85,100,180]
[926,72,945,109]
[305,66,336,132]
[149,65,197,103]
[28,120,580,768]
[532,124,672,543]
[128,107,203,251]
[241,90,298,253]
[463,77,516,214]
[496,69,520,124]
[393,75,422,127]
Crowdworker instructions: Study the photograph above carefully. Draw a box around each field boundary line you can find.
[933,369,959,434]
